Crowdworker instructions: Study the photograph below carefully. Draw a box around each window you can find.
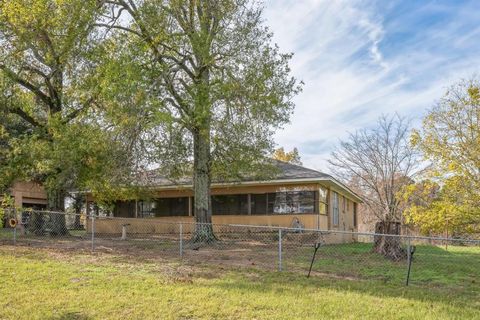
[353,202,357,227]
[139,200,155,218]
[154,197,189,217]
[318,202,327,215]
[251,194,267,214]
[267,191,316,214]
[318,187,328,203]
[114,200,136,218]
[347,199,350,211]
[318,186,328,215]
[343,196,346,212]
[212,195,249,215]
[333,192,339,226]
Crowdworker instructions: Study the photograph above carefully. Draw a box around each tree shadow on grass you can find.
[286,243,479,287]
[48,312,91,320]
[203,265,479,311]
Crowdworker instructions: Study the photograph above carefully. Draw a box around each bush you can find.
[0,207,4,228]
[1,194,16,228]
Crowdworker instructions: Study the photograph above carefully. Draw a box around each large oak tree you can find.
[99,0,301,241]
[0,0,130,234]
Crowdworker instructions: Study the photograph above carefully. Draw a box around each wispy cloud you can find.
[264,0,480,171]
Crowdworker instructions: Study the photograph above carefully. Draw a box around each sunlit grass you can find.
[0,246,479,320]
[288,243,480,287]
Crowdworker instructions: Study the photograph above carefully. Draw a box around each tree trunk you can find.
[72,195,83,229]
[373,221,406,260]
[47,188,68,236]
[191,127,216,243]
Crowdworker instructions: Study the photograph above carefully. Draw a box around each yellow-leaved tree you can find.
[404,78,480,235]
[272,147,302,165]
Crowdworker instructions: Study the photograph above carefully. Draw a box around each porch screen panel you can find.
[212,195,249,215]
[154,197,189,217]
[251,194,267,215]
[114,201,136,218]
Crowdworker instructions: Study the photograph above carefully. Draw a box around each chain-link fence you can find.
[1,210,479,288]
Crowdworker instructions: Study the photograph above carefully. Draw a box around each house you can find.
[5,181,47,209]
[86,161,362,237]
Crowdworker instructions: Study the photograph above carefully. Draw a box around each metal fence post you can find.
[13,225,16,246]
[278,228,283,271]
[405,236,411,286]
[179,223,183,259]
[91,214,95,252]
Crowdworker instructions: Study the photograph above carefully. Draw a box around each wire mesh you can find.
[1,210,479,288]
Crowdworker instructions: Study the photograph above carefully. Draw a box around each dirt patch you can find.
[0,236,362,282]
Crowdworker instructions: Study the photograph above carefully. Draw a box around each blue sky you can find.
[264,0,480,171]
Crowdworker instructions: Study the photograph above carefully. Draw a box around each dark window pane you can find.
[251,194,267,215]
[353,202,357,227]
[114,200,136,218]
[170,197,189,216]
[153,197,189,217]
[212,195,248,215]
[267,193,277,214]
[155,199,170,217]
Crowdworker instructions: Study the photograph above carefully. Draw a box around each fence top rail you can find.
[88,216,480,244]
[221,223,480,244]
[12,211,480,244]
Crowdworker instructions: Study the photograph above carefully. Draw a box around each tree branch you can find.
[0,65,54,107]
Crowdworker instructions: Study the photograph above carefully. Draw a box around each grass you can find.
[0,228,13,240]
[287,243,480,287]
[0,245,479,320]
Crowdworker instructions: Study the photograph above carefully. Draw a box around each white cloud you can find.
[264,0,480,172]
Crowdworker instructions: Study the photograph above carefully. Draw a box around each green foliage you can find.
[99,1,301,176]
[0,1,135,208]
[408,78,480,235]
[0,194,15,228]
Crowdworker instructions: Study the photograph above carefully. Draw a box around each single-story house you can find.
[86,161,362,236]
[5,181,47,209]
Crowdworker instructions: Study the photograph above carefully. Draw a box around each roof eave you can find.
[140,177,364,203]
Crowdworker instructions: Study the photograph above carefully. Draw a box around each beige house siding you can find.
[9,181,47,208]
[87,181,359,240]
[326,186,358,243]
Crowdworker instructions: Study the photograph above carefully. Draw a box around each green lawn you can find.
[287,243,480,287]
[0,246,479,320]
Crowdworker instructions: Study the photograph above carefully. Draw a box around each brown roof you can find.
[136,160,363,202]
